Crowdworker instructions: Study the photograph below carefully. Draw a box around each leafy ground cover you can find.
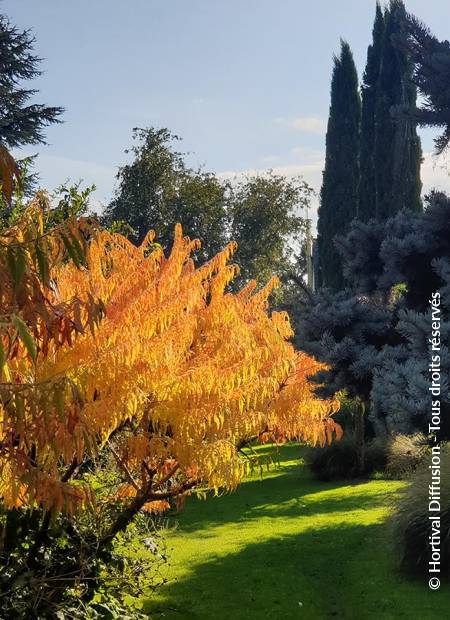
[143,444,450,619]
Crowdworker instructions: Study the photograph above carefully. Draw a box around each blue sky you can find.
[5,0,450,221]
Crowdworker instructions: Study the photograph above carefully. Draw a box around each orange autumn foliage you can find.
[0,145,20,204]
[0,199,341,515]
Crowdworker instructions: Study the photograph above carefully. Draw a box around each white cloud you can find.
[275,115,327,135]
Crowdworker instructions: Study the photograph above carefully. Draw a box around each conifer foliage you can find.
[0,14,63,149]
[296,192,450,438]
[373,0,422,219]
[317,40,361,290]
[318,1,424,291]
[358,3,385,222]
[401,11,450,154]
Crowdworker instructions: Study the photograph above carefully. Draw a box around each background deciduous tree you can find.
[103,127,228,259]
[105,127,313,297]
[228,173,311,290]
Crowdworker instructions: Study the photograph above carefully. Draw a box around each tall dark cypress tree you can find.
[373,0,422,220]
[358,3,385,222]
[317,41,361,290]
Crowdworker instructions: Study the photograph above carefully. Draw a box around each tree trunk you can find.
[354,399,366,476]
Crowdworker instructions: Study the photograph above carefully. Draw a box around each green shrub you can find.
[0,495,167,619]
[306,433,359,480]
[385,433,428,479]
[306,431,429,482]
[365,436,389,473]
[391,444,450,575]
[306,433,388,481]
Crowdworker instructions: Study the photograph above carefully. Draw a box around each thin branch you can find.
[108,441,140,491]
[144,480,196,501]
[152,462,179,490]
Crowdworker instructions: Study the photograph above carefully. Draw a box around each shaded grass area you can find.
[143,445,450,619]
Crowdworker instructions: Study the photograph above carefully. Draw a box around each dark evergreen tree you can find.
[295,193,450,442]
[317,40,361,290]
[0,14,63,149]
[295,287,394,474]
[400,13,450,154]
[373,0,422,220]
[296,8,450,472]
[358,3,385,222]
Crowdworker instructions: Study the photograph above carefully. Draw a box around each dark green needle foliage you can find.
[317,40,361,290]
[373,0,422,220]
[295,192,450,439]
[0,14,63,148]
[358,3,385,222]
[400,11,450,154]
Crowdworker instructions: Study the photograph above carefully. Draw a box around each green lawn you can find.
[142,444,450,619]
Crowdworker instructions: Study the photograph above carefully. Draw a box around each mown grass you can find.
[142,444,450,619]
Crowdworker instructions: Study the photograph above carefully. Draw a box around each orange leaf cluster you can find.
[0,207,340,513]
[0,145,20,204]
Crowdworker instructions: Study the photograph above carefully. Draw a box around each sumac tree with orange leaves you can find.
[0,194,340,614]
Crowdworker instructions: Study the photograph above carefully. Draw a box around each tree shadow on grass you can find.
[142,448,417,618]
[180,478,393,533]
[177,447,397,534]
[143,521,450,620]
